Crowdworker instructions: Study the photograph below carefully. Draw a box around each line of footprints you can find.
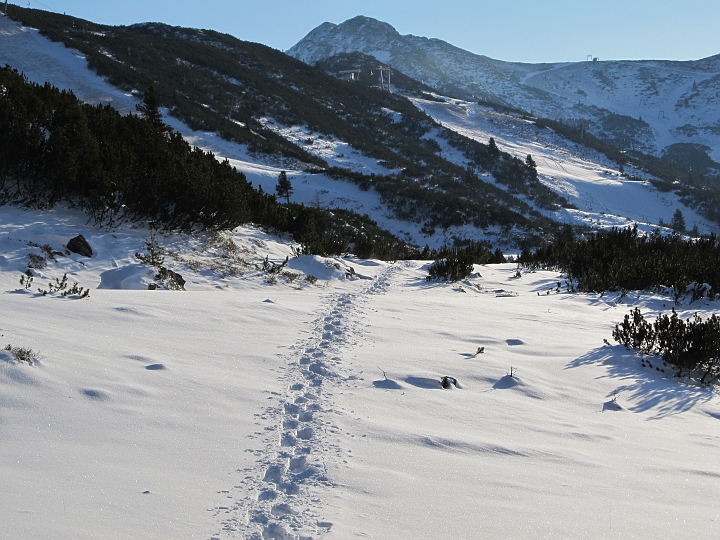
[212,266,398,540]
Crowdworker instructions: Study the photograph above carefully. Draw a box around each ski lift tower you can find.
[378,67,392,93]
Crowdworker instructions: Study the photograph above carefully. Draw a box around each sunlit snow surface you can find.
[2,205,720,539]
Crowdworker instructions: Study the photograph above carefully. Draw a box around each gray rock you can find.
[67,235,92,257]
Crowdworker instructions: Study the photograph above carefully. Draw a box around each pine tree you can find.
[136,85,168,133]
[488,137,499,157]
[276,170,293,204]
[671,209,686,232]
[524,154,538,182]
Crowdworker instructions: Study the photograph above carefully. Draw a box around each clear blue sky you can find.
[13,0,720,63]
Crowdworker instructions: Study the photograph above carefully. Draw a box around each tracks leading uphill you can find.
[208,262,407,539]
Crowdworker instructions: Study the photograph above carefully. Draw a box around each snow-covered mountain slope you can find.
[2,13,714,247]
[2,204,720,539]
[0,14,136,113]
[289,16,720,162]
[409,96,716,235]
[0,14,443,248]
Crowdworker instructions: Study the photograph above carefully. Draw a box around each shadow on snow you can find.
[567,346,714,418]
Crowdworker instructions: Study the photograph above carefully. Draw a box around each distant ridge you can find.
[289,16,720,162]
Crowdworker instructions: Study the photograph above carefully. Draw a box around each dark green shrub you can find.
[613,308,720,384]
[427,252,474,282]
[521,225,720,301]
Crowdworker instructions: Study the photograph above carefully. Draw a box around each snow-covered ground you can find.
[257,117,400,176]
[2,204,720,539]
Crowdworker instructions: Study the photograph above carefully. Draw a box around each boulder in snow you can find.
[67,235,93,257]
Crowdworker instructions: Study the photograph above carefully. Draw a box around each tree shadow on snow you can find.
[527,276,564,294]
[405,278,451,290]
[567,346,714,418]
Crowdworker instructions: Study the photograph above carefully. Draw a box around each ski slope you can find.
[410,96,716,235]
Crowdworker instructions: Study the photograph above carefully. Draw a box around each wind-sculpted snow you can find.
[2,205,720,538]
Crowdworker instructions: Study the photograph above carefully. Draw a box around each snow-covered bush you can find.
[135,228,185,290]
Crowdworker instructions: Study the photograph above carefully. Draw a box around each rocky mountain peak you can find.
[289,17,720,163]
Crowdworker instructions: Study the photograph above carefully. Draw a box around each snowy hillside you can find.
[289,16,720,162]
[3,12,713,247]
[0,13,136,114]
[0,14,448,248]
[3,204,720,539]
[408,96,716,235]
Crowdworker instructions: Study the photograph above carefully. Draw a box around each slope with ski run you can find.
[2,204,720,539]
[289,16,720,162]
[0,14,467,249]
[5,14,714,246]
[409,95,715,234]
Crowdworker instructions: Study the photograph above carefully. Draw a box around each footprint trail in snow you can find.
[208,262,407,539]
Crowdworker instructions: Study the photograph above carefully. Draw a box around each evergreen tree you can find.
[671,209,686,232]
[276,170,293,204]
[524,154,538,182]
[136,85,167,133]
[488,137,499,157]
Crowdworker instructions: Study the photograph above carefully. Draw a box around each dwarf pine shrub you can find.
[19,270,33,290]
[427,252,474,282]
[38,273,90,298]
[613,308,720,384]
